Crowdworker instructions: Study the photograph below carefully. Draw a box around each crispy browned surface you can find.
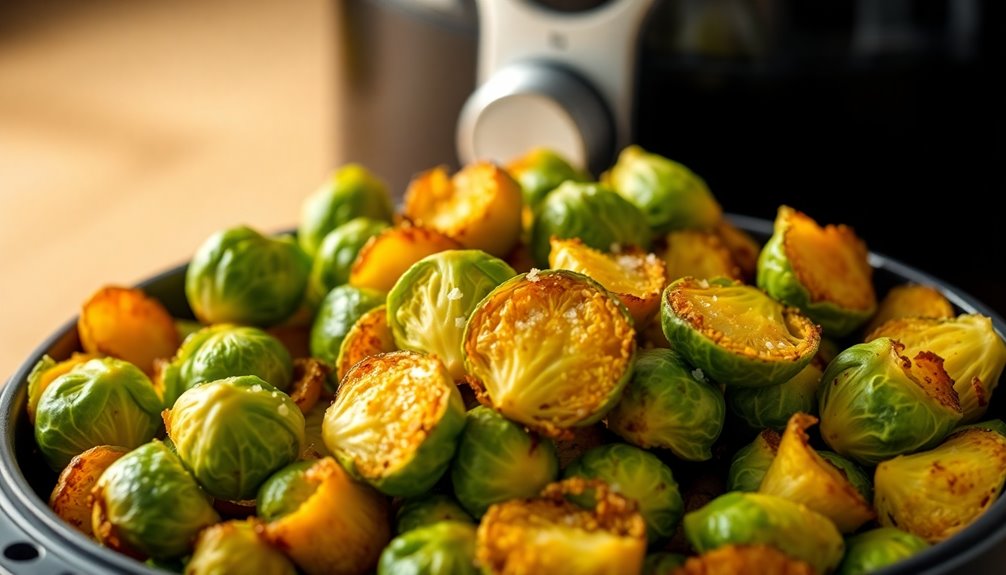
[78,285,180,374]
[892,343,961,412]
[349,224,461,292]
[864,283,955,335]
[336,305,396,383]
[661,229,741,283]
[50,445,129,538]
[289,357,329,414]
[673,545,817,575]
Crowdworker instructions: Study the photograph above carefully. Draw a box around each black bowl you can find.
[2,215,1004,574]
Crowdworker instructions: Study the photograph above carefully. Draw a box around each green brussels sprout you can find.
[187,519,297,575]
[603,145,722,234]
[92,440,220,559]
[34,357,162,471]
[507,147,591,211]
[726,429,780,492]
[257,460,317,522]
[307,217,390,306]
[298,164,394,257]
[661,277,821,388]
[757,206,876,337]
[323,351,466,497]
[310,284,385,387]
[387,250,516,380]
[165,375,305,500]
[955,418,1006,437]
[727,358,824,430]
[642,552,686,575]
[185,225,311,327]
[606,348,725,461]
[463,270,636,437]
[836,528,929,575]
[818,451,873,504]
[450,406,559,517]
[683,491,844,574]
[563,443,684,544]
[529,181,651,267]
[396,493,475,534]
[818,338,963,465]
[378,521,478,575]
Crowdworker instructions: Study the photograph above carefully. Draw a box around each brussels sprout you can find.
[818,451,873,504]
[187,519,297,575]
[263,457,391,575]
[378,521,478,575]
[863,283,955,335]
[35,357,163,471]
[836,527,930,575]
[165,375,305,501]
[507,147,591,211]
[955,418,1006,437]
[323,351,465,497]
[683,491,844,574]
[463,270,636,437]
[867,314,1006,422]
[757,206,876,337]
[396,493,475,534]
[713,219,761,281]
[186,225,311,326]
[874,426,1006,542]
[307,217,390,305]
[298,163,394,258]
[26,352,99,424]
[335,305,397,382]
[78,286,180,374]
[476,478,647,574]
[673,545,816,575]
[403,162,524,257]
[92,440,220,559]
[387,250,516,380]
[818,338,963,465]
[450,406,559,517]
[257,460,317,521]
[530,181,651,267]
[602,145,722,234]
[309,285,385,381]
[606,348,725,461]
[642,552,686,575]
[563,443,684,544]
[758,413,874,532]
[661,277,820,388]
[349,224,463,292]
[727,357,825,431]
[49,445,128,536]
[726,429,781,492]
[659,229,741,283]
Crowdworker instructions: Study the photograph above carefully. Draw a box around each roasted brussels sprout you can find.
[642,552,686,575]
[683,491,844,574]
[92,440,220,560]
[726,429,781,492]
[867,314,1006,422]
[307,217,390,305]
[757,206,876,337]
[450,406,558,517]
[298,163,394,258]
[49,445,128,536]
[349,224,463,292]
[165,375,305,501]
[602,145,722,234]
[78,286,179,374]
[26,352,99,424]
[863,283,954,335]
[335,304,397,382]
[818,451,873,504]
[187,519,297,575]
[323,351,465,497]
[818,338,963,465]
[387,250,516,380]
[713,219,761,281]
[727,357,825,431]
[396,493,475,534]
[836,528,929,575]
[35,357,162,470]
[309,284,386,379]
[673,545,816,575]
[874,426,1006,542]
[606,348,725,461]
[506,146,590,212]
[185,225,311,326]
[530,181,651,267]
[257,460,317,521]
[661,277,821,388]
[378,521,478,575]
[463,269,636,437]
[659,229,741,283]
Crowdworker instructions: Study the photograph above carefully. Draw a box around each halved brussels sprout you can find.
[506,147,591,212]
[476,478,647,575]
[836,527,929,575]
[683,491,844,574]
[757,206,876,337]
[673,545,816,575]
[463,269,636,437]
[866,314,1006,422]
[323,351,465,497]
[714,219,761,281]
[187,519,297,575]
[78,286,179,375]
[396,493,475,534]
[263,457,391,575]
[297,163,394,258]
[818,451,873,505]
[530,181,651,267]
[659,229,741,283]
[549,237,667,326]
[727,356,825,431]
[403,162,523,257]
[378,521,478,575]
[92,440,220,560]
[388,250,516,380]
[874,426,1006,543]
[602,145,722,234]
[661,277,821,388]
[49,445,128,536]
[563,443,684,544]
[186,225,311,326]
[726,429,781,492]
[450,406,559,517]
[642,552,686,575]
[605,348,725,461]
[863,283,955,335]
[309,285,386,383]
[26,352,99,424]
[335,305,396,383]
[758,413,874,532]
[35,357,162,471]
[307,217,390,306]
[818,338,963,465]
[165,375,305,501]
[349,224,463,292]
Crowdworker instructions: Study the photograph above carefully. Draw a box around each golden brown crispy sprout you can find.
[49,445,128,537]
[672,545,817,575]
[78,286,180,375]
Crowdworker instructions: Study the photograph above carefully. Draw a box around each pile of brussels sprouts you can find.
[27,145,1006,575]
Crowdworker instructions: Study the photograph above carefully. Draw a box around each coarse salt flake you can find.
[698,279,710,289]
[251,384,263,393]
[765,341,775,350]
[691,368,706,383]
[447,287,463,301]
[527,268,541,282]
[278,404,290,416]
